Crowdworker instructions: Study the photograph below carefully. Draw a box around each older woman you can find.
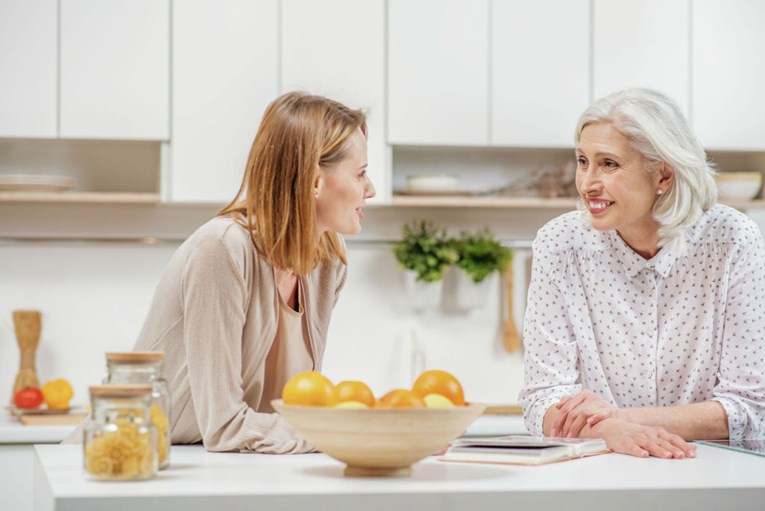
[131,92,375,453]
[519,88,765,459]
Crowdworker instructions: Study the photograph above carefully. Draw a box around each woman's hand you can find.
[591,419,697,459]
[551,389,620,438]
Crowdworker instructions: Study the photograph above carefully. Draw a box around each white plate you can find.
[0,175,76,192]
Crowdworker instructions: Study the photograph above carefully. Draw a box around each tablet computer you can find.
[695,439,765,457]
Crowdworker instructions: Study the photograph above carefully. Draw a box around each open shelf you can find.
[390,195,765,210]
[390,195,577,208]
[0,191,160,204]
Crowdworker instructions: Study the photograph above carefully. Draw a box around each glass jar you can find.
[83,384,158,481]
[105,352,171,469]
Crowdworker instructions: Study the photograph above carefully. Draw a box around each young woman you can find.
[133,92,375,453]
[519,88,765,458]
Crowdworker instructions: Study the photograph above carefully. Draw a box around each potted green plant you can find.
[392,220,458,310]
[451,228,512,309]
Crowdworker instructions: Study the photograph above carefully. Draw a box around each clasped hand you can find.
[551,390,696,459]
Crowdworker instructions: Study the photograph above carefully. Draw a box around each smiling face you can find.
[314,128,376,235]
[575,121,673,255]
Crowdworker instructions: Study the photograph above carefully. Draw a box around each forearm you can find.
[619,401,729,440]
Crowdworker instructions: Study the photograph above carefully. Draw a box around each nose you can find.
[364,175,376,199]
[578,165,600,195]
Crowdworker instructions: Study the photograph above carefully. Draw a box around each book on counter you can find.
[440,435,610,466]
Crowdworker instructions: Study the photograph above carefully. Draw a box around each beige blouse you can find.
[132,216,347,454]
[260,281,313,414]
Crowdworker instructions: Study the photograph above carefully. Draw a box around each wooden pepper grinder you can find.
[12,310,42,402]
[502,259,522,353]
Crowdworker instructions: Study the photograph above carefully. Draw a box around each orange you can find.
[411,370,465,406]
[377,389,426,408]
[282,371,337,407]
[334,380,376,407]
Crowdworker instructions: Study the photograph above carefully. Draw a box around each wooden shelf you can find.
[390,195,578,208]
[389,195,765,210]
[0,191,161,204]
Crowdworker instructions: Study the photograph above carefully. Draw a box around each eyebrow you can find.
[575,149,622,160]
[358,163,368,170]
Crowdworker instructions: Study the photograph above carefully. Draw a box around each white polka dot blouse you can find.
[519,204,765,439]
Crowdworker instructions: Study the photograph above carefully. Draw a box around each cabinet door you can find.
[388,0,489,146]
[0,0,57,138]
[169,0,278,203]
[60,0,169,140]
[693,0,765,150]
[491,0,590,147]
[593,0,689,116]
[282,0,388,203]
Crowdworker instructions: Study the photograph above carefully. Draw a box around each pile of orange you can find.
[281,369,466,409]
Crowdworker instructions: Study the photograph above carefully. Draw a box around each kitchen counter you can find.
[0,414,78,444]
[0,413,521,444]
[34,443,765,511]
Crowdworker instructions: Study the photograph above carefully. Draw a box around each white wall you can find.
[0,237,530,408]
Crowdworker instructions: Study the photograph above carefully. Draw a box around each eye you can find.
[358,170,367,179]
[603,160,619,171]
[576,156,587,168]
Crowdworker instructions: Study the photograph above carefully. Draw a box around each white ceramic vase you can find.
[404,270,443,311]
[454,270,495,310]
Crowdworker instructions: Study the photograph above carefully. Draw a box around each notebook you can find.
[440,435,610,466]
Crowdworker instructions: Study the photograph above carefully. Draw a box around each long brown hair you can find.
[219,92,367,275]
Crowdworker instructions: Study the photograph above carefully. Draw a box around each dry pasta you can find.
[85,417,155,480]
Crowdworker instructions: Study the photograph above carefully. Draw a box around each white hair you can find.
[575,88,717,256]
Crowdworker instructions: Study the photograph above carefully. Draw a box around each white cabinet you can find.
[693,0,765,150]
[60,0,169,140]
[388,0,489,146]
[282,0,388,203]
[0,0,57,138]
[491,0,590,147]
[593,0,689,115]
[168,0,278,203]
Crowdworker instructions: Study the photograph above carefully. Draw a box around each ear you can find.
[313,167,324,198]
[657,162,675,190]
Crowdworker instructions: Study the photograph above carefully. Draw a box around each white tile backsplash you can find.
[0,238,527,408]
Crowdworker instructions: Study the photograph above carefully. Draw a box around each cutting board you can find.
[19,413,87,426]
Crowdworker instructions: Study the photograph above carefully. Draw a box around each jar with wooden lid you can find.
[105,352,171,469]
[83,384,157,481]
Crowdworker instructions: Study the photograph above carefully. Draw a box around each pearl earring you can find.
[657,189,664,195]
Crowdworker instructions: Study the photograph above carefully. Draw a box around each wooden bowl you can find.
[272,399,486,477]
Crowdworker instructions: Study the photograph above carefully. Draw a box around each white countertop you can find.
[34,443,765,511]
[0,413,523,445]
[0,414,78,444]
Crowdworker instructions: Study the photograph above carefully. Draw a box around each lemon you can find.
[423,393,455,408]
[334,401,369,409]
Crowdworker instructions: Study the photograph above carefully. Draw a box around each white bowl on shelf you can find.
[716,172,763,201]
[406,174,460,193]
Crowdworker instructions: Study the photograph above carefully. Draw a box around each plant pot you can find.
[404,270,443,311]
[454,270,495,310]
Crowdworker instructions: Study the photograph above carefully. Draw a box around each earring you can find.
[657,189,664,195]
[314,191,319,199]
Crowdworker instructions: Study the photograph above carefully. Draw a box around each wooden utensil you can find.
[502,259,522,353]
[12,310,42,402]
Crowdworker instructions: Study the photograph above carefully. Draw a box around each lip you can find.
[585,198,614,215]
[356,207,365,220]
